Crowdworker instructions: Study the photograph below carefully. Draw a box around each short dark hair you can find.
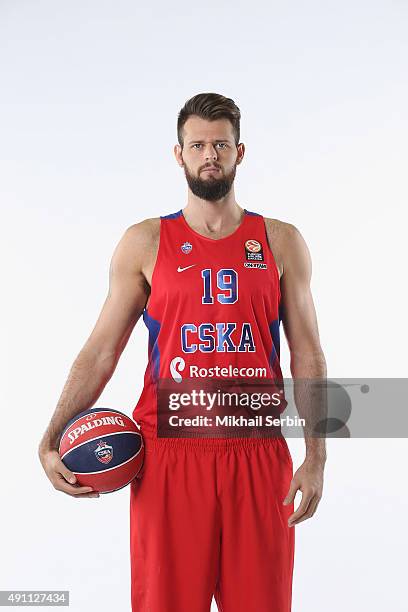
[177,92,241,148]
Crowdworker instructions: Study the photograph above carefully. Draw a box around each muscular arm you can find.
[38,220,156,496]
[39,221,154,452]
[280,223,327,460]
[266,220,327,526]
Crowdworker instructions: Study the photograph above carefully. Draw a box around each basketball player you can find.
[39,93,327,611]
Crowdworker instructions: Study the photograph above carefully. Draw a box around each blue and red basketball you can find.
[58,407,144,494]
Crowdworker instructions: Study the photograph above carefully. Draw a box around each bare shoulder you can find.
[124,217,161,249]
[110,217,161,283]
[117,217,161,259]
[264,217,310,277]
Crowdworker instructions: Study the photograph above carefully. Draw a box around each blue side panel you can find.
[143,308,161,383]
[269,317,281,368]
[62,432,142,473]
[160,210,183,220]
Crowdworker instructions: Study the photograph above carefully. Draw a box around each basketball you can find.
[58,407,144,494]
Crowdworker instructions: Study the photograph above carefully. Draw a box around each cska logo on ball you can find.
[181,241,192,254]
[94,440,113,464]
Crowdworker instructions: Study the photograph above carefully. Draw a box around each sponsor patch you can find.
[244,239,264,262]
[244,262,268,269]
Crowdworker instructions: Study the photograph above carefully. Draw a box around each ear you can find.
[174,143,184,167]
[236,142,245,164]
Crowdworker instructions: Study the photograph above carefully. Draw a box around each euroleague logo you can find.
[245,239,262,253]
[94,440,113,464]
[244,238,266,267]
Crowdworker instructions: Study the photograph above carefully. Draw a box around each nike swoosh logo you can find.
[177,264,196,272]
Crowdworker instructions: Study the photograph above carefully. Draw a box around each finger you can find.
[288,495,315,527]
[59,466,78,485]
[55,458,79,485]
[58,482,95,496]
[53,475,94,496]
[294,497,320,525]
[288,490,314,525]
[74,492,100,499]
[283,479,300,505]
[61,490,99,498]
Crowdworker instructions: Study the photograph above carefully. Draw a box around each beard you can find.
[183,162,237,201]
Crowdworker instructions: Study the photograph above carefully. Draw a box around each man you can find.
[39,92,326,611]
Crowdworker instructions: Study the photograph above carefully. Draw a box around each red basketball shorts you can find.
[129,434,295,611]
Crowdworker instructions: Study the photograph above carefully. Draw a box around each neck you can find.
[182,197,244,235]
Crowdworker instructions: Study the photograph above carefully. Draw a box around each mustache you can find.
[201,165,221,171]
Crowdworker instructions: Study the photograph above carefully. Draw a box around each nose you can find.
[204,144,218,161]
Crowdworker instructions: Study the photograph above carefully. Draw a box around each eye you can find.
[191,143,228,149]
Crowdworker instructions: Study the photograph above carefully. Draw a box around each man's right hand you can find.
[38,448,100,498]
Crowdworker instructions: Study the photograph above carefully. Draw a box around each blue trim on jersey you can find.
[161,209,261,218]
[244,209,261,216]
[160,210,183,220]
[143,308,161,382]
[269,317,281,368]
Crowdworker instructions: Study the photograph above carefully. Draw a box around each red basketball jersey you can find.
[132,208,283,436]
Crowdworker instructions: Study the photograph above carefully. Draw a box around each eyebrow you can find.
[187,139,231,144]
